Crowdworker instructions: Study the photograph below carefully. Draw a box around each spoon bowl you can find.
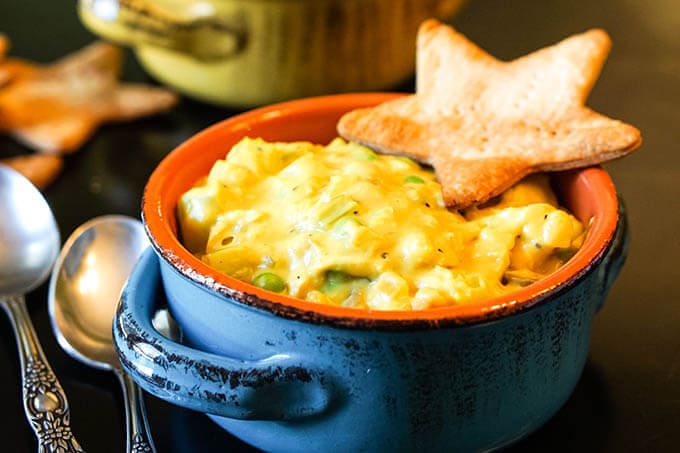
[0,165,83,452]
[49,215,149,369]
[0,166,60,295]
[49,214,156,453]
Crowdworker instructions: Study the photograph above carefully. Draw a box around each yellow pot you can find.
[78,0,465,108]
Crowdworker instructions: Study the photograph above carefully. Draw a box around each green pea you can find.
[253,272,286,292]
[404,175,425,184]
[322,270,370,294]
[323,270,353,291]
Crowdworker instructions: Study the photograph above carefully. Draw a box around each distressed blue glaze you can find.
[114,212,628,452]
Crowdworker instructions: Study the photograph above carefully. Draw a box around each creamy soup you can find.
[177,137,585,310]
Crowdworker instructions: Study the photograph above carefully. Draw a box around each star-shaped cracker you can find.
[0,34,11,86]
[0,154,63,189]
[0,40,178,154]
[338,19,641,209]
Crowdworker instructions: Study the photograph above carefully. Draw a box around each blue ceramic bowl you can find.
[114,93,629,452]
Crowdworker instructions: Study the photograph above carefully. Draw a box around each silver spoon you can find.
[0,166,83,452]
[48,215,156,453]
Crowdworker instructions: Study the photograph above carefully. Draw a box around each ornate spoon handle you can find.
[1,294,84,453]
[116,368,157,453]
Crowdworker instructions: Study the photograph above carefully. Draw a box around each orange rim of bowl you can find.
[142,93,620,330]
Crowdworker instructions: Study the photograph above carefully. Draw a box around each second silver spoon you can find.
[48,215,155,453]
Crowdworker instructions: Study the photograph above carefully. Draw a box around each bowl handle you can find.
[77,0,247,61]
[596,196,630,311]
[113,249,337,421]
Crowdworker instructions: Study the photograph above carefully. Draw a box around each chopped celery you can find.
[350,143,377,160]
[309,195,358,228]
[331,216,364,239]
[502,269,542,287]
[404,175,425,184]
[363,151,378,161]
[555,247,578,262]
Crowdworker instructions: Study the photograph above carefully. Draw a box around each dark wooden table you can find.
[1,0,678,451]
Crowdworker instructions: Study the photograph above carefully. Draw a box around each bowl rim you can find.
[142,92,620,329]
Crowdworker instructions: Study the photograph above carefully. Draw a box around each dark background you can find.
[1,0,678,451]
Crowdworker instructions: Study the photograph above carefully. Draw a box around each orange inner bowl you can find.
[142,93,620,325]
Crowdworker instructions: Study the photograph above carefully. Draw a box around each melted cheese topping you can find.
[177,138,585,310]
